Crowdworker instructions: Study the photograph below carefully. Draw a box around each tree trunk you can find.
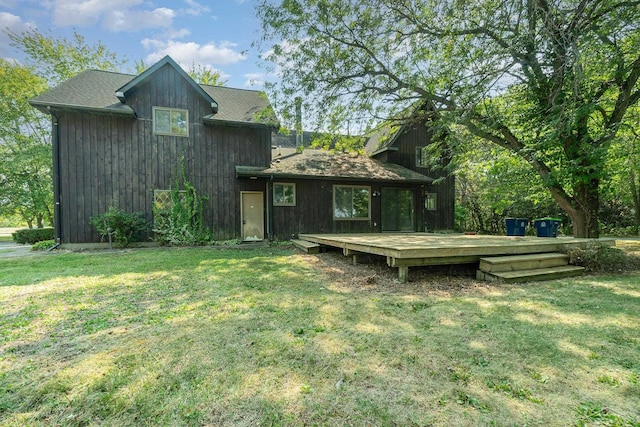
[548,179,600,238]
[630,169,640,234]
[570,179,600,238]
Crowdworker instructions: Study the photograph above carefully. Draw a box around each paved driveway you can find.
[0,241,35,258]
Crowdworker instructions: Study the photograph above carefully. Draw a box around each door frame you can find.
[380,187,416,232]
[240,191,265,241]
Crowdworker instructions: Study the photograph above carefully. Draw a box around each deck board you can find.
[298,233,613,282]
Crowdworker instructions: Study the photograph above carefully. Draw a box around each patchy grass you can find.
[1,247,639,426]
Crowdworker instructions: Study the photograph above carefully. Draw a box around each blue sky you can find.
[0,0,272,89]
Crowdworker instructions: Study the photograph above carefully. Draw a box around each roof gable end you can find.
[115,55,218,114]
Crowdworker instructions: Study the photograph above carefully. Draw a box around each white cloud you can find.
[243,72,266,88]
[102,7,174,32]
[181,0,210,16]
[143,39,246,67]
[51,0,175,32]
[0,12,36,58]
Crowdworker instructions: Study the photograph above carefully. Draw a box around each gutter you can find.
[30,101,136,118]
[49,108,63,244]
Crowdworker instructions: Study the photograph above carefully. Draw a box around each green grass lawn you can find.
[1,247,639,426]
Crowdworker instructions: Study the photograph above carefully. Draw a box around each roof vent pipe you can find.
[295,97,303,149]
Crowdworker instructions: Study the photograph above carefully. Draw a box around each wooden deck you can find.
[298,233,614,282]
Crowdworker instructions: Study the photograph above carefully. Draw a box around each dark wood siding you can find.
[56,63,271,243]
[383,124,455,231]
[268,178,424,240]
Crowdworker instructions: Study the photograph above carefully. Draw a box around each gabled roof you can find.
[364,123,406,156]
[237,149,433,183]
[30,57,275,126]
[115,55,218,114]
[30,70,136,117]
[364,102,437,156]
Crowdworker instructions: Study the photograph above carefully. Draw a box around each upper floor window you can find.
[333,185,370,220]
[425,193,437,211]
[415,146,429,168]
[273,183,296,206]
[153,107,188,137]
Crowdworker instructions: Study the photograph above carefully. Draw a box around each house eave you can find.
[370,146,399,158]
[236,166,433,184]
[204,116,274,129]
[29,100,136,117]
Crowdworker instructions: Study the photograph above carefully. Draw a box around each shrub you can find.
[567,242,629,272]
[12,227,54,244]
[31,240,56,251]
[90,206,149,248]
[153,158,213,246]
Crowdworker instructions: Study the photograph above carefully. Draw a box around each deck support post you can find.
[398,266,409,283]
[352,254,358,265]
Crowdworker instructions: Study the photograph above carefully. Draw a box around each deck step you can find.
[292,239,321,254]
[476,265,585,283]
[479,252,569,273]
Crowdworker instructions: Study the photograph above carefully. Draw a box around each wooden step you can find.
[476,265,585,283]
[479,253,569,273]
[292,239,320,254]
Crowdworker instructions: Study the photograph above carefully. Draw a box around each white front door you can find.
[241,192,264,241]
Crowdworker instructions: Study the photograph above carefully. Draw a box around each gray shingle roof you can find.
[237,149,433,183]
[30,68,275,126]
[30,70,136,116]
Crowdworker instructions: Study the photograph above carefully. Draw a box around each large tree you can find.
[0,60,51,227]
[257,0,640,237]
[1,30,124,227]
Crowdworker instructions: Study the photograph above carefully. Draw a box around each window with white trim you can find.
[153,107,188,136]
[273,183,296,206]
[333,185,370,220]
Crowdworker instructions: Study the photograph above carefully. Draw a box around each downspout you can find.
[267,175,274,241]
[49,108,63,245]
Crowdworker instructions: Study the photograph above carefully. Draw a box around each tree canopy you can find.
[257,0,640,237]
[1,30,125,227]
[0,60,51,227]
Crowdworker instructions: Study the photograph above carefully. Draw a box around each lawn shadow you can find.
[1,247,639,425]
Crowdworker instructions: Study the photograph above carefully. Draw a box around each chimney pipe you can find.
[295,97,303,149]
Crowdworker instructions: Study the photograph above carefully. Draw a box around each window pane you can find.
[352,187,370,218]
[334,187,351,218]
[154,190,172,211]
[154,109,171,134]
[425,193,437,210]
[274,183,295,205]
[334,186,370,219]
[416,146,429,167]
[274,185,284,204]
[283,185,294,204]
[171,110,188,135]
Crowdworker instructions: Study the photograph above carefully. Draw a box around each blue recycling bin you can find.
[505,218,528,236]
[534,217,562,237]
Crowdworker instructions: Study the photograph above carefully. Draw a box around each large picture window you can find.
[153,107,188,136]
[273,183,296,206]
[333,185,370,220]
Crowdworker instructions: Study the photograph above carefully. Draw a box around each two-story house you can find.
[31,56,454,244]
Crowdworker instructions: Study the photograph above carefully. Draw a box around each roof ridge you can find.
[200,83,264,94]
[81,68,260,94]
[82,68,136,77]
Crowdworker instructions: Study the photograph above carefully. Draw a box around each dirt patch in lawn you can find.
[302,240,640,297]
[302,248,493,296]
